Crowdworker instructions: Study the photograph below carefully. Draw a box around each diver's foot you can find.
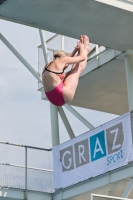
[80,35,84,43]
[83,35,90,53]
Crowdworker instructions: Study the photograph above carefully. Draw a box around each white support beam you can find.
[58,107,75,139]
[0,33,42,83]
[39,30,60,147]
[39,30,49,63]
[64,104,94,130]
[125,54,133,111]
[50,104,60,146]
[122,177,133,198]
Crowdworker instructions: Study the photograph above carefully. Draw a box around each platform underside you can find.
[68,179,133,200]
[1,0,133,51]
[70,57,128,115]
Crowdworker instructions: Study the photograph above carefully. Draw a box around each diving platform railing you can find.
[37,35,106,90]
[0,141,54,194]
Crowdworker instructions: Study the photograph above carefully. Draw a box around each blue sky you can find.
[0,19,118,148]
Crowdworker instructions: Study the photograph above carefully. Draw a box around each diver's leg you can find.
[63,36,90,103]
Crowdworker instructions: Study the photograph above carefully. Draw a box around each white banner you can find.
[53,112,133,189]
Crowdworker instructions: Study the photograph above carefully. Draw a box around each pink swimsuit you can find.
[42,63,65,106]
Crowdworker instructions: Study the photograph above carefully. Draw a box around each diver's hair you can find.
[54,51,68,59]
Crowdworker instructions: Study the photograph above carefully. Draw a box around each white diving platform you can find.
[41,48,129,115]
[72,49,127,115]
[1,0,133,51]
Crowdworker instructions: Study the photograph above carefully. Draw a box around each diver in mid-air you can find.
[42,35,90,106]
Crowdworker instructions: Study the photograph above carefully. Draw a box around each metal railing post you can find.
[24,147,27,200]
[46,34,59,44]
[61,35,64,50]
[96,44,99,59]
[96,45,99,55]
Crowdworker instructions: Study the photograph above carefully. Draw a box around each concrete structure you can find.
[1,0,133,199]
[1,0,133,51]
